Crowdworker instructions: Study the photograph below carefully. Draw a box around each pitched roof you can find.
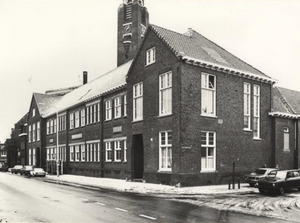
[272,87,300,115]
[150,25,275,83]
[34,93,63,118]
[51,60,133,115]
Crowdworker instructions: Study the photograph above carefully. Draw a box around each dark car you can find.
[257,169,300,195]
[11,165,23,174]
[244,168,278,187]
[30,168,46,177]
[0,163,8,172]
[20,165,34,176]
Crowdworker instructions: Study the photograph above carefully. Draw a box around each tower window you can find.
[146,47,156,66]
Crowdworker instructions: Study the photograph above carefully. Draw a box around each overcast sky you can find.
[0,0,300,142]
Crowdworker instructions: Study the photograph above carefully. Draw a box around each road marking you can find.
[115,208,128,212]
[139,214,157,221]
[96,202,106,206]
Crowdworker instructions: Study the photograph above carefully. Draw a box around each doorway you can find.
[132,134,144,179]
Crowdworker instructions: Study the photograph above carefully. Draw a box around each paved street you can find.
[0,172,295,223]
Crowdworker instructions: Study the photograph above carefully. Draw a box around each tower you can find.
[117,0,149,67]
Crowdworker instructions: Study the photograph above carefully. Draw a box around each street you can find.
[0,172,294,223]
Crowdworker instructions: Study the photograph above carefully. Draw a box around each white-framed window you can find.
[70,113,74,129]
[86,106,90,125]
[253,85,260,139]
[146,47,156,66]
[284,127,289,151]
[86,144,90,162]
[28,149,32,165]
[75,111,80,128]
[90,144,93,162]
[62,146,66,162]
[28,125,31,142]
[201,73,216,116]
[201,131,216,172]
[50,120,53,134]
[37,121,40,141]
[54,119,57,133]
[124,94,127,117]
[114,97,121,119]
[70,146,74,162]
[58,115,66,132]
[97,143,101,162]
[93,143,97,162]
[244,82,251,130]
[124,140,127,162]
[81,144,85,161]
[32,108,35,117]
[47,148,50,160]
[93,104,97,123]
[32,148,36,166]
[159,71,172,116]
[106,100,112,120]
[81,109,85,126]
[47,121,50,135]
[133,82,143,121]
[159,131,172,171]
[75,145,80,161]
[32,123,36,142]
[105,142,112,162]
[97,103,101,122]
[90,105,93,124]
[114,141,121,162]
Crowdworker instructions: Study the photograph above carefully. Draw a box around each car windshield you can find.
[254,169,266,175]
[276,171,287,179]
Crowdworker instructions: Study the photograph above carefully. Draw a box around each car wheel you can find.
[259,189,266,194]
[279,187,285,195]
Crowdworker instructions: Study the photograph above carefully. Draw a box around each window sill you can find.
[145,61,155,67]
[114,117,122,120]
[200,170,217,173]
[114,160,122,163]
[243,129,252,132]
[158,170,172,173]
[158,113,172,118]
[283,149,290,152]
[253,137,261,141]
[132,119,143,123]
[200,114,218,119]
[105,119,112,122]
[105,160,112,163]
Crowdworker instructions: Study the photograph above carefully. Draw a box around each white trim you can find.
[19,133,27,137]
[69,142,85,146]
[123,22,132,26]
[58,111,67,117]
[104,137,127,142]
[86,99,101,107]
[58,144,66,147]
[123,40,132,44]
[123,33,132,38]
[86,139,100,144]
[269,112,300,119]
[46,146,56,149]
[182,56,277,84]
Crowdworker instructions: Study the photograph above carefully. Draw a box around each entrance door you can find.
[132,134,144,179]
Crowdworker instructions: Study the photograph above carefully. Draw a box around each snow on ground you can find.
[45,174,300,222]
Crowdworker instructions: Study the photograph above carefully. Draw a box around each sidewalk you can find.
[44,174,257,196]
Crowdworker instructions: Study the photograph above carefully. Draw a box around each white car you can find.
[30,168,46,177]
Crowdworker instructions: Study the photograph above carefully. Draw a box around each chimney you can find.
[83,71,88,85]
[188,28,193,37]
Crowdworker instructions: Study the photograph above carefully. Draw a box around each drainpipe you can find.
[295,119,299,168]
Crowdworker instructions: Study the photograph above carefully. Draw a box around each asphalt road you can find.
[0,172,293,223]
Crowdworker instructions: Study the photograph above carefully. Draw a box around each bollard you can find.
[228,180,231,190]
[238,179,240,189]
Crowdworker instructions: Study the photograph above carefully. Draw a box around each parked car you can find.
[11,165,23,174]
[244,168,278,187]
[0,163,8,172]
[20,165,34,176]
[257,169,300,195]
[30,168,46,177]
